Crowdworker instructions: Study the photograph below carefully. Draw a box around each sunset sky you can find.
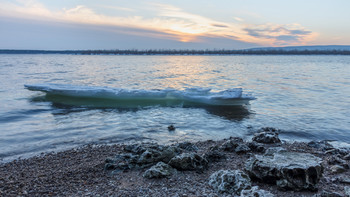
[1,0,350,50]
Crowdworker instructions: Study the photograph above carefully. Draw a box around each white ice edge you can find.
[24,83,256,105]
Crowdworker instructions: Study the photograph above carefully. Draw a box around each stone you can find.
[264,147,286,155]
[257,127,280,133]
[204,150,226,162]
[104,153,139,171]
[245,150,323,191]
[325,149,338,155]
[314,191,344,197]
[345,186,350,197]
[169,153,208,172]
[247,142,266,153]
[338,176,350,184]
[143,162,175,179]
[344,153,350,160]
[136,145,181,165]
[240,186,274,197]
[330,165,347,174]
[105,144,182,172]
[252,130,281,144]
[208,170,251,195]
[308,141,321,149]
[235,144,251,154]
[124,144,148,154]
[177,142,198,152]
[219,137,244,151]
[307,140,335,151]
[327,156,349,169]
[168,125,176,131]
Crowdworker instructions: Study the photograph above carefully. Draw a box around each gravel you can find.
[1,140,349,196]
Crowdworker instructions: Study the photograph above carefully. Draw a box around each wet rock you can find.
[247,142,266,153]
[314,191,344,197]
[307,141,335,151]
[252,128,281,144]
[219,137,244,151]
[142,145,181,165]
[345,186,350,197]
[137,146,180,165]
[264,147,286,155]
[124,144,148,154]
[204,150,226,162]
[208,170,251,195]
[240,186,274,197]
[325,149,339,155]
[258,127,280,133]
[330,165,347,174]
[169,153,208,172]
[338,176,350,184]
[177,142,198,152]
[235,144,251,154]
[308,141,321,149]
[104,153,139,171]
[168,125,176,131]
[245,149,323,191]
[105,144,182,171]
[327,156,349,169]
[143,162,175,179]
[344,153,350,160]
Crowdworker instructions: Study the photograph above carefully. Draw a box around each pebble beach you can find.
[1,128,350,197]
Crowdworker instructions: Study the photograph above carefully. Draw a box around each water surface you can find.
[0,55,349,162]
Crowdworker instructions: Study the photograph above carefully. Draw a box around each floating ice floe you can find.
[25,83,256,108]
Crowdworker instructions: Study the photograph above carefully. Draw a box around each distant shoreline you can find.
[1,49,350,55]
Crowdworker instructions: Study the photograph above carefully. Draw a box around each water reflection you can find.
[30,95,251,121]
[201,106,252,121]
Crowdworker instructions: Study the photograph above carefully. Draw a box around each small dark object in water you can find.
[168,125,176,131]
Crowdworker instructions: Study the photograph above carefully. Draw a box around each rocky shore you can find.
[1,127,350,196]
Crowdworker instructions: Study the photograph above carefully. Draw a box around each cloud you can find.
[97,5,135,12]
[243,24,316,45]
[211,24,229,28]
[234,17,243,22]
[0,0,317,47]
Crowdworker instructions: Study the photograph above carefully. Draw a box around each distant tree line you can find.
[1,49,350,55]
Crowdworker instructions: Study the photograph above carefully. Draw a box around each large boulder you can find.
[168,153,208,172]
[209,170,251,195]
[245,149,323,191]
[143,162,175,179]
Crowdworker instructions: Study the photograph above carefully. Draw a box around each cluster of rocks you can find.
[103,127,350,196]
[105,142,208,178]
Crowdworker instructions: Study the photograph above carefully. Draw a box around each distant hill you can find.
[247,45,350,51]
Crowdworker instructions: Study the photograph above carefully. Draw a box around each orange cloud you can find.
[0,0,317,46]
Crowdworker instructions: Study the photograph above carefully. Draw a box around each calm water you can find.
[0,54,349,162]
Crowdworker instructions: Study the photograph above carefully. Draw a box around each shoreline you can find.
[1,129,350,196]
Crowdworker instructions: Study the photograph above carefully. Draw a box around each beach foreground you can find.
[1,128,350,197]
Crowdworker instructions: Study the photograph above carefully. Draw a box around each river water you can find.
[0,54,349,162]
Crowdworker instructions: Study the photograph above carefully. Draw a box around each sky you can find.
[1,0,350,50]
